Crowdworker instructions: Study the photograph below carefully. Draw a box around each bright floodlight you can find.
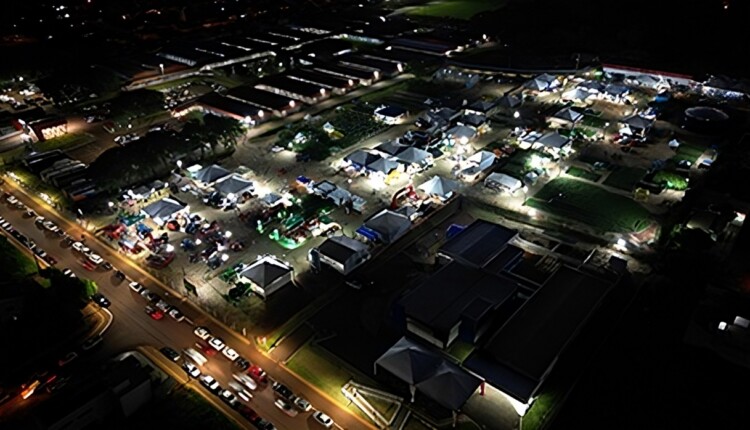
[718,321,728,331]
[176,160,183,168]
[460,136,469,145]
[513,111,520,119]
[195,239,202,245]
[225,230,232,238]
[166,244,175,253]
[289,100,296,108]
[617,238,627,248]
[107,201,114,208]
[221,253,229,262]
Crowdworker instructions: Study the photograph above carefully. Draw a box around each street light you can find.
[176,160,183,168]
[513,111,521,119]
[221,253,229,262]
[224,230,232,238]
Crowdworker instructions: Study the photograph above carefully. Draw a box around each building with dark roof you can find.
[310,235,371,275]
[288,70,357,95]
[255,75,329,105]
[340,55,404,77]
[198,93,267,124]
[237,255,293,300]
[313,63,379,85]
[227,86,300,117]
[464,265,616,407]
[399,262,520,348]
[438,220,519,268]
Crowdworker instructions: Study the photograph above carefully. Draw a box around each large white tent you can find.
[418,175,459,199]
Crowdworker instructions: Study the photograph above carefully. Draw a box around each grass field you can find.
[402,0,505,20]
[285,343,354,407]
[526,178,653,233]
[602,166,646,192]
[671,142,706,163]
[565,166,601,182]
[0,236,37,281]
[128,389,240,429]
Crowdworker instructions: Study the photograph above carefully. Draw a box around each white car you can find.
[87,253,103,265]
[199,375,220,392]
[232,373,257,391]
[183,347,207,366]
[294,396,312,412]
[314,411,334,429]
[219,389,239,407]
[72,242,90,254]
[61,268,77,278]
[208,336,225,351]
[168,307,185,322]
[128,281,143,293]
[42,221,59,232]
[155,300,171,312]
[193,326,211,340]
[6,195,18,204]
[221,346,239,361]
[228,381,252,402]
[182,362,201,378]
[271,145,284,153]
[275,398,298,417]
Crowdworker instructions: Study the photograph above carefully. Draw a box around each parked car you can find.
[234,357,250,371]
[182,361,201,378]
[293,396,312,412]
[168,307,185,322]
[222,346,239,361]
[145,305,164,320]
[274,398,298,417]
[208,336,225,351]
[193,326,211,340]
[128,281,143,293]
[313,411,334,429]
[272,381,293,400]
[160,347,180,362]
[219,389,239,408]
[200,375,220,392]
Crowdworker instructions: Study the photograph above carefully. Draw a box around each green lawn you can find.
[0,236,37,281]
[602,166,647,192]
[672,142,705,164]
[565,166,601,182]
[285,343,354,407]
[521,389,561,430]
[127,389,240,430]
[446,340,475,363]
[526,178,653,233]
[403,0,506,20]
[499,150,548,179]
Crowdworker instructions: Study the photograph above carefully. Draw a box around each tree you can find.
[110,89,165,123]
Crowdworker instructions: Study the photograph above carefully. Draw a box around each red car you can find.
[237,405,258,421]
[145,305,164,320]
[248,364,268,384]
[195,341,218,357]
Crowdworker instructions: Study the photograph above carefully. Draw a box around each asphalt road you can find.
[0,184,372,430]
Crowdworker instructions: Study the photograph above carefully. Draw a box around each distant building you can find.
[374,105,408,124]
[255,75,329,105]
